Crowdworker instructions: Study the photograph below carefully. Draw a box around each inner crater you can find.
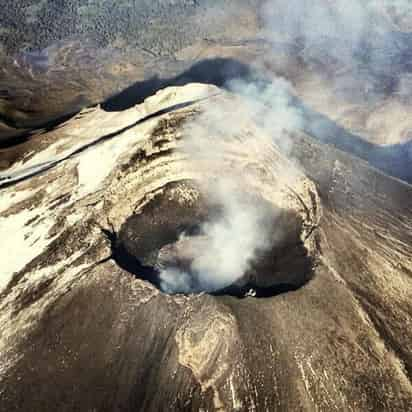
[113,180,315,298]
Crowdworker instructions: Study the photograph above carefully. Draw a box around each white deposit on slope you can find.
[0,206,55,291]
[0,188,38,214]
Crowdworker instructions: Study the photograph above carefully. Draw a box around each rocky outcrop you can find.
[0,83,411,411]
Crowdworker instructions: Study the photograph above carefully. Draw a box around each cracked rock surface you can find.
[0,83,412,411]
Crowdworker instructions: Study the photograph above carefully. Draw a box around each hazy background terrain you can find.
[1,0,412,181]
[0,0,260,135]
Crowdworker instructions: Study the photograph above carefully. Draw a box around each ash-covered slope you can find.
[0,83,411,411]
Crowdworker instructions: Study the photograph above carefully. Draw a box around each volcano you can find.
[0,83,411,411]
[1,1,412,411]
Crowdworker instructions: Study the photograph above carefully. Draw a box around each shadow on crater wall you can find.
[102,58,254,112]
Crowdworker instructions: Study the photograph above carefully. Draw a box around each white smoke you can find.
[261,0,398,61]
[396,73,412,102]
[261,0,412,101]
[262,0,370,57]
[159,78,301,294]
[159,0,412,294]
[160,179,275,293]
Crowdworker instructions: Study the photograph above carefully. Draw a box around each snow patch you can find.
[7,138,71,173]
[0,207,55,292]
[0,188,37,214]
[75,123,152,198]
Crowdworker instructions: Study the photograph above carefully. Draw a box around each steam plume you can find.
[159,78,301,294]
[160,0,412,293]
